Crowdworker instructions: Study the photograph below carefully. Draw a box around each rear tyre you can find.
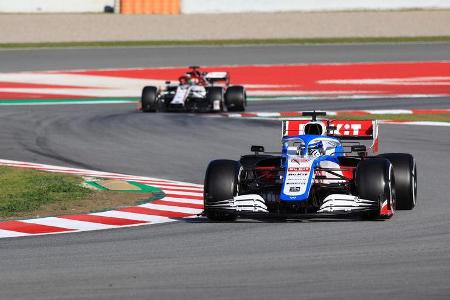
[206,86,224,112]
[204,160,240,221]
[355,158,395,219]
[225,86,246,112]
[141,86,158,112]
[378,153,417,210]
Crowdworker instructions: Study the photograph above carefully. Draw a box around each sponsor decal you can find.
[288,167,310,172]
[289,186,302,192]
[333,123,362,136]
[290,157,308,164]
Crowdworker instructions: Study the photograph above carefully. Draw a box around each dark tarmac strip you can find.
[1,104,449,299]
[1,42,450,72]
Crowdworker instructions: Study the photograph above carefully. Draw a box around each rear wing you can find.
[282,119,379,153]
[205,72,230,85]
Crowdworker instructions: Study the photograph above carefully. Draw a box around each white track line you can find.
[140,203,202,214]
[23,217,116,231]
[165,191,203,197]
[162,197,204,205]
[0,73,163,89]
[0,230,29,238]
[0,87,140,98]
[150,184,203,192]
[364,109,414,114]
[93,211,173,223]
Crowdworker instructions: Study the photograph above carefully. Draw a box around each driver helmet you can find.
[190,77,199,84]
[179,75,189,85]
[308,141,324,157]
[296,141,306,156]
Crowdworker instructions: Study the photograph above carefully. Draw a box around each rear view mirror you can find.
[251,145,265,153]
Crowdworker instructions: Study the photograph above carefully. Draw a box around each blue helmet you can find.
[308,141,324,157]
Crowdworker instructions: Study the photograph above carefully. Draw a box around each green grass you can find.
[0,166,92,218]
[1,36,450,49]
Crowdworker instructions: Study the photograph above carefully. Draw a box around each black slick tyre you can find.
[378,153,417,210]
[141,86,158,112]
[206,86,224,112]
[225,86,246,112]
[355,158,395,219]
[204,160,240,221]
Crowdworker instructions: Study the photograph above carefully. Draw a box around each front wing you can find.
[204,193,393,219]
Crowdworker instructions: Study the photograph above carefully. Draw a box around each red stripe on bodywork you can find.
[380,201,393,217]
[59,214,147,225]
[0,221,73,234]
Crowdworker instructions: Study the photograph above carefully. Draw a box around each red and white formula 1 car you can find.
[140,66,247,113]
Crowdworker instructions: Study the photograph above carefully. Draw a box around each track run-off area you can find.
[0,61,450,103]
[0,43,449,299]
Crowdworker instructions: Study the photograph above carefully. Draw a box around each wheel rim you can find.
[412,162,417,206]
[388,164,395,212]
[235,166,243,197]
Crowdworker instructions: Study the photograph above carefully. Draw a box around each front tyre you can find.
[204,160,240,221]
[141,86,158,112]
[206,86,224,113]
[225,86,246,112]
[378,153,417,210]
[355,158,395,219]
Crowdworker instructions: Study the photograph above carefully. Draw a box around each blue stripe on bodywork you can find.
[279,135,343,202]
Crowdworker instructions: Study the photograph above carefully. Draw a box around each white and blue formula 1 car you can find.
[140,66,246,113]
[204,112,417,221]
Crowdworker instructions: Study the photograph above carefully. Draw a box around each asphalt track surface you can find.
[0,44,450,299]
[2,42,450,72]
